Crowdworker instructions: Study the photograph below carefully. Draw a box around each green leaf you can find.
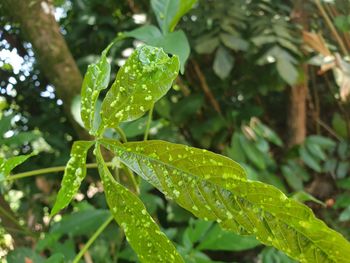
[101,139,350,263]
[339,206,350,222]
[197,223,260,251]
[299,145,322,172]
[51,141,94,216]
[100,45,179,130]
[238,133,266,170]
[158,30,190,74]
[307,135,336,149]
[124,25,163,45]
[95,145,184,263]
[0,153,36,180]
[213,46,234,80]
[151,0,197,33]
[6,247,45,263]
[50,209,111,237]
[281,165,303,191]
[81,43,112,134]
[220,33,249,51]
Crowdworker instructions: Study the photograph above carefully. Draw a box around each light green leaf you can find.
[100,45,179,130]
[0,153,36,180]
[81,43,112,134]
[101,139,350,263]
[95,145,184,263]
[151,0,197,33]
[51,141,94,216]
[213,46,234,80]
[124,25,163,45]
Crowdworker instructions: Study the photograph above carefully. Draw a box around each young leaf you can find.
[51,141,94,216]
[151,0,197,33]
[101,139,350,263]
[95,145,184,263]
[100,45,179,130]
[81,43,112,134]
[0,153,36,180]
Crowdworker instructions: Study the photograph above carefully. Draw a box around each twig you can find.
[2,162,113,182]
[73,215,114,263]
[144,105,153,141]
[314,0,348,55]
[192,59,222,115]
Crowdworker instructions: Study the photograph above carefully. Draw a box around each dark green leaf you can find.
[100,45,179,130]
[51,141,94,216]
[101,139,350,263]
[197,224,260,251]
[96,145,184,263]
[239,133,266,170]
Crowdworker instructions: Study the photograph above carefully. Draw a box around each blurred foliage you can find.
[1,0,350,262]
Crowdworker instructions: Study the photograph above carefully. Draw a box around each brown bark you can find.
[288,1,308,147]
[1,0,92,246]
[2,0,89,139]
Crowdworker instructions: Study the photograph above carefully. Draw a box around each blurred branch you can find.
[314,0,349,55]
[2,0,90,140]
[192,59,222,115]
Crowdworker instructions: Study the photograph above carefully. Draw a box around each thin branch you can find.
[73,215,114,263]
[2,162,113,182]
[314,0,349,55]
[144,105,154,141]
[192,59,222,115]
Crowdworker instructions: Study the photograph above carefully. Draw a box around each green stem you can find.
[122,165,139,194]
[116,127,127,143]
[2,162,113,182]
[144,105,154,141]
[72,214,114,263]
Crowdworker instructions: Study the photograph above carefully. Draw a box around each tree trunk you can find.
[2,0,88,139]
[288,1,309,147]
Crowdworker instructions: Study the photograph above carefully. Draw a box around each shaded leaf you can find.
[51,141,94,216]
[101,139,350,263]
[100,45,179,130]
[213,46,234,79]
[299,145,322,172]
[95,145,184,263]
[197,223,260,251]
[220,33,249,51]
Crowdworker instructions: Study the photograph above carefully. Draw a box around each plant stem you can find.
[314,0,348,55]
[72,214,114,263]
[116,127,127,143]
[2,162,113,182]
[122,165,139,194]
[144,105,154,141]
